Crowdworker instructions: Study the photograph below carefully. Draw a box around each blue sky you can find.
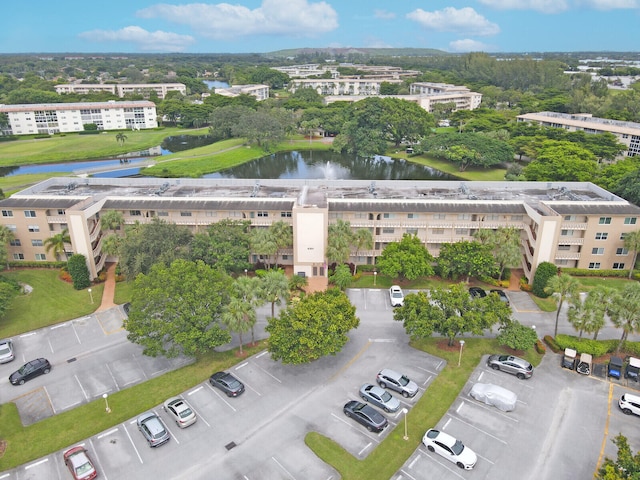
[2,0,640,54]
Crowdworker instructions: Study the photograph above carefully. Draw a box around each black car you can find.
[209,371,245,397]
[343,400,388,433]
[9,358,51,385]
[469,287,486,299]
[489,289,510,306]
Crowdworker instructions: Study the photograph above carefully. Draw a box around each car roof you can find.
[379,368,401,378]
[623,393,640,403]
[429,429,457,447]
[630,357,640,368]
[390,285,402,291]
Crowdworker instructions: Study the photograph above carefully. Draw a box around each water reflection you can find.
[204,150,456,180]
[161,135,217,152]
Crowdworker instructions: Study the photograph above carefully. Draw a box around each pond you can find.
[204,150,457,180]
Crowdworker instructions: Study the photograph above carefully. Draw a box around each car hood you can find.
[458,445,478,467]
[405,380,419,395]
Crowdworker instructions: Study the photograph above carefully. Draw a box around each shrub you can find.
[544,335,561,353]
[97,271,107,282]
[561,268,630,278]
[67,254,91,290]
[535,339,546,355]
[8,261,66,269]
[532,262,557,298]
[58,268,72,283]
[555,334,610,357]
[620,341,640,358]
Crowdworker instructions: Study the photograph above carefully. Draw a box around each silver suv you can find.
[137,412,170,447]
[376,368,419,398]
[487,354,533,379]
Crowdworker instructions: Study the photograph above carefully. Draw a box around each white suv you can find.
[389,286,404,307]
[619,393,640,416]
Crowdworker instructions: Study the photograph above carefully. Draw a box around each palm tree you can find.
[259,269,290,318]
[221,297,256,356]
[544,273,580,337]
[609,283,640,352]
[269,221,293,267]
[232,276,263,345]
[623,230,640,279]
[0,225,15,269]
[326,219,353,265]
[250,228,277,269]
[100,210,124,233]
[351,228,373,275]
[44,228,71,261]
[115,133,128,145]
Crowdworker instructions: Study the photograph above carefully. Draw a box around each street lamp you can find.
[373,271,377,286]
[402,407,409,440]
[244,269,248,277]
[458,340,465,367]
[103,393,111,413]
[88,288,93,304]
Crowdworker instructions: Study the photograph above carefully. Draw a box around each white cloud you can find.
[449,39,496,52]
[478,0,569,13]
[374,9,396,20]
[137,0,338,39]
[578,0,639,9]
[407,7,500,36]
[78,26,195,52]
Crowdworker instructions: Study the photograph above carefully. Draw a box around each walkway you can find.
[96,262,118,312]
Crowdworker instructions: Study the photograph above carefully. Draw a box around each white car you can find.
[619,393,640,416]
[469,383,517,412]
[389,285,404,307]
[422,428,477,470]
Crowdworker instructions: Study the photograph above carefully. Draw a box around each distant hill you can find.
[266,47,448,58]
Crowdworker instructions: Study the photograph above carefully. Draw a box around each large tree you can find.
[266,288,359,364]
[99,210,124,233]
[190,219,252,274]
[377,234,434,281]
[597,434,640,480]
[437,241,498,282]
[523,141,598,182]
[394,283,510,346]
[0,225,15,270]
[474,227,521,280]
[497,320,538,351]
[420,131,514,170]
[609,282,640,351]
[125,259,232,358]
[221,296,256,356]
[544,273,580,337]
[259,269,290,318]
[44,228,70,261]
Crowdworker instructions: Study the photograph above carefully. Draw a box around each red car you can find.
[63,446,97,480]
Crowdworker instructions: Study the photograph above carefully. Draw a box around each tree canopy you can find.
[266,288,359,364]
[189,219,251,274]
[420,132,514,170]
[437,241,498,282]
[597,434,640,480]
[125,259,232,358]
[377,234,435,281]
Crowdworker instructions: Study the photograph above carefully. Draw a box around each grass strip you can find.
[305,337,543,479]
[0,341,266,470]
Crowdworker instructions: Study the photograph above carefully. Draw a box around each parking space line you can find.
[443,418,452,430]
[466,399,519,423]
[234,372,261,396]
[71,322,82,344]
[330,412,383,443]
[123,422,144,464]
[596,383,614,472]
[97,428,119,439]
[188,386,203,395]
[447,414,507,444]
[25,458,48,469]
[105,364,119,389]
[478,371,484,381]
[477,452,495,465]
[421,375,432,386]
[60,400,82,411]
[132,354,149,381]
[482,368,534,389]
[205,382,237,412]
[0,474,9,480]
[416,366,439,376]
[123,378,141,387]
[189,404,211,427]
[272,456,296,480]
[358,442,373,456]
[253,362,282,383]
[48,338,54,353]
[399,468,419,480]
[50,323,67,330]
[256,351,268,359]
[161,413,180,445]
[89,438,109,480]
[418,449,465,479]
[74,375,89,400]
[20,332,36,338]
[43,386,56,414]
[330,341,371,381]
[151,368,168,376]
[236,361,249,370]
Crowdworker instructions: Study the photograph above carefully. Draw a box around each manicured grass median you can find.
[306,337,543,479]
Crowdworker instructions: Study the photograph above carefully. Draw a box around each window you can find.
[458,214,471,220]
[406,228,418,235]
[486,214,500,221]
[455,228,469,235]
[1,210,13,217]
[6,224,16,232]
[180,211,192,217]
[617,248,629,255]
[9,239,20,247]
[157,211,169,217]
[280,212,292,218]
[282,255,289,260]
[592,247,604,255]
[24,210,36,218]
[13,253,24,260]
[564,215,576,221]
[382,228,395,234]
[31,240,43,247]
[621,233,629,240]
[407,213,418,219]
[383,213,396,219]
[624,217,637,225]
[588,262,601,269]
[28,225,40,233]
[328,212,342,219]
[595,232,608,240]
[129,210,142,216]
[511,215,524,221]
[599,217,612,225]
[558,245,571,251]
[561,230,574,237]
[432,229,444,235]
[35,253,46,261]
[257,211,269,217]
[433,214,446,220]
[613,263,625,270]
[57,209,65,215]
[206,211,217,217]
[557,260,569,265]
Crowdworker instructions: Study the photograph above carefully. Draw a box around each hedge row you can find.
[8,261,67,269]
[554,334,615,357]
[561,267,637,279]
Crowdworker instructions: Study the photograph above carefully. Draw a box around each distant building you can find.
[206,84,270,101]
[272,63,420,80]
[0,100,158,136]
[289,78,404,96]
[54,83,186,99]
[516,111,640,158]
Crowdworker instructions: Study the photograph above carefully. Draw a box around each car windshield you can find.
[179,407,193,418]
[399,375,409,386]
[0,345,10,355]
[17,364,29,374]
[381,391,392,402]
[225,377,240,388]
[75,460,93,475]
[452,439,465,456]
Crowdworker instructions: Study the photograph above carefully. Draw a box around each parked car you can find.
[63,446,98,480]
[469,383,517,412]
[343,400,388,432]
[619,393,640,416]
[163,396,197,428]
[625,357,640,382]
[359,383,401,412]
[376,368,419,398]
[389,285,404,307]
[489,289,510,306]
[608,356,624,379]
[469,287,486,299]
[562,348,577,370]
[137,411,170,447]
[487,354,533,379]
[422,428,477,470]
[209,371,245,397]
[9,358,51,385]
[0,339,15,364]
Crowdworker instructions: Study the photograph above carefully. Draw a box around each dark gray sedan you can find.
[209,371,245,397]
[343,401,388,432]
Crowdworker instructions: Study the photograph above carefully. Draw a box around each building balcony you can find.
[555,252,581,260]
[46,216,67,224]
[558,237,584,245]
[561,223,588,230]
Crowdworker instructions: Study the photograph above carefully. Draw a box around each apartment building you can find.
[54,83,186,99]
[289,78,404,96]
[207,84,270,101]
[0,101,158,136]
[516,112,640,158]
[1,178,638,283]
[272,64,420,80]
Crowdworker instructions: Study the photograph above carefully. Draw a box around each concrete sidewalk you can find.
[96,262,118,312]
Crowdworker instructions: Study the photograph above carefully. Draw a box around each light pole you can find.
[103,393,111,413]
[88,288,93,304]
[373,271,377,286]
[402,407,409,440]
[244,269,248,277]
[458,340,465,367]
